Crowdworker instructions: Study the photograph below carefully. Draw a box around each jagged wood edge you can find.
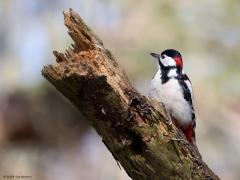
[42,9,219,180]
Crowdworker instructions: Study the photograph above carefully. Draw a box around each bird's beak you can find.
[150,52,160,59]
[150,52,164,68]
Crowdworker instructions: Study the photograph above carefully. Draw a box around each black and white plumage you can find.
[149,49,196,144]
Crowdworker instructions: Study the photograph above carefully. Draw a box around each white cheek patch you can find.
[168,69,177,77]
[161,55,176,67]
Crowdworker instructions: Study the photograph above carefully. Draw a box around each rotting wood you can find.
[42,9,220,180]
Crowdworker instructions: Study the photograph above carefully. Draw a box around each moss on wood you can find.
[42,9,219,180]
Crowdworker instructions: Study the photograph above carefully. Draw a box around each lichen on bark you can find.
[42,9,219,180]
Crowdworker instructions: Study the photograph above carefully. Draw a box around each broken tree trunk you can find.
[42,9,219,180]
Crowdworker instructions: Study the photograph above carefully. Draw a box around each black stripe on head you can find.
[161,49,182,59]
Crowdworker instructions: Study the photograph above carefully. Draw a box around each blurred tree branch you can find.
[42,9,219,180]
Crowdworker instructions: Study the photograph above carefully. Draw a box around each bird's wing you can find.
[182,73,196,121]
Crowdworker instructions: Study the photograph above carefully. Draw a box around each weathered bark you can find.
[42,9,219,180]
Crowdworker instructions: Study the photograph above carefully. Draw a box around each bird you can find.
[149,49,196,145]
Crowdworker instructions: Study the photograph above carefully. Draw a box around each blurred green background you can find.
[0,0,240,179]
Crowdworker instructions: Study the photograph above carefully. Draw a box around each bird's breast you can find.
[149,76,192,126]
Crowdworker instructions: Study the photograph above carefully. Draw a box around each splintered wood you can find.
[42,9,219,180]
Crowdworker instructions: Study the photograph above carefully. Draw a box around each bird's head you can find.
[150,49,183,70]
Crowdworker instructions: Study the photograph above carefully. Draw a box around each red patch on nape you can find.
[173,56,183,69]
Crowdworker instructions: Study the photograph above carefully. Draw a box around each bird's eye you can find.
[161,55,165,59]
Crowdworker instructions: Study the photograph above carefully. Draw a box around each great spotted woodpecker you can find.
[149,49,196,144]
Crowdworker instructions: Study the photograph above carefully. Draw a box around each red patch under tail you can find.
[182,123,195,144]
